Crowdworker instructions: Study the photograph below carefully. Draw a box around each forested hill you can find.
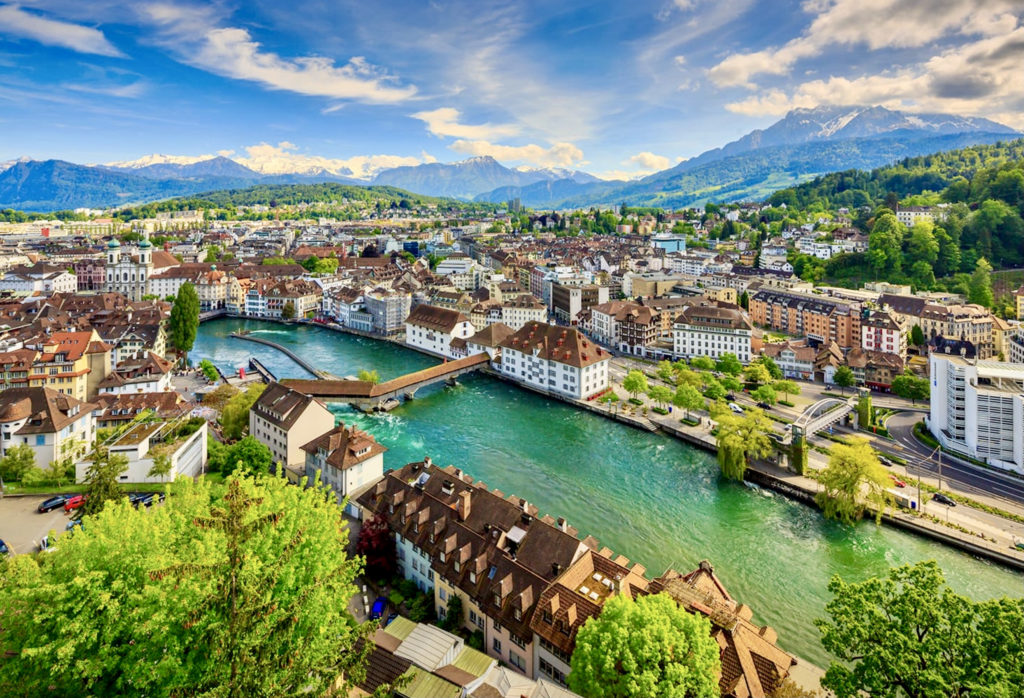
[768,138,1024,209]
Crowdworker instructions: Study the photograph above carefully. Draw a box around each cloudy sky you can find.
[1,0,1021,179]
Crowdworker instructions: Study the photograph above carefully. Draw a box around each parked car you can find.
[728,402,744,414]
[370,596,387,621]
[38,495,69,513]
[756,401,772,410]
[724,393,736,401]
[932,492,957,507]
[66,519,84,531]
[878,455,893,467]
[134,492,157,508]
[0,539,8,556]
[889,475,907,488]
[64,494,86,512]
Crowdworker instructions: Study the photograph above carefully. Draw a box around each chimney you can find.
[457,490,472,521]
[424,455,432,467]
[556,517,567,532]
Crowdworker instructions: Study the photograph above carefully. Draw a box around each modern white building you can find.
[672,302,753,362]
[405,304,475,358]
[929,355,1024,474]
[498,322,610,400]
[78,419,207,483]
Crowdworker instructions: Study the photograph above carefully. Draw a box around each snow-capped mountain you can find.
[105,153,223,169]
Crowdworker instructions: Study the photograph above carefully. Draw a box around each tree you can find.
[147,453,173,481]
[355,512,396,581]
[905,221,939,266]
[203,246,219,263]
[910,260,936,290]
[673,384,704,420]
[868,212,906,276]
[656,360,675,383]
[715,352,743,376]
[357,368,381,384]
[739,290,749,310]
[968,257,994,308]
[78,445,128,519]
[281,300,296,320]
[816,438,891,525]
[0,475,372,697]
[910,324,925,348]
[441,593,464,632]
[833,365,856,394]
[568,593,720,698]
[703,376,726,401]
[714,409,774,481]
[772,380,800,402]
[721,374,743,393]
[755,355,783,380]
[743,362,771,386]
[199,358,219,382]
[169,282,200,361]
[891,371,929,405]
[219,383,266,441]
[45,457,72,488]
[647,385,673,409]
[221,435,274,477]
[690,356,715,371]
[622,370,648,400]
[751,385,777,405]
[816,561,1024,698]
[0,443,35,482]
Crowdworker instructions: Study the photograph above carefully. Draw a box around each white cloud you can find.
[627,151,671,171]
[411,107,520,140]
[448,139,585,168]
[235,142,427,179]
[141,3,416,104]
[0,4,123,57]
[709,0,1021,88]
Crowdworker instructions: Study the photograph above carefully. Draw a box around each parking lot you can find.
[0,495,72,555]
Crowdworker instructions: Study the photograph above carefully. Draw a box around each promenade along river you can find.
[194,318,1023,668]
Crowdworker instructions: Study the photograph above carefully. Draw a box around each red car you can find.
[889,475,907,488]
[63,494,86,512]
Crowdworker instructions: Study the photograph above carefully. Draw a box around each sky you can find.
[0,0,1022,180]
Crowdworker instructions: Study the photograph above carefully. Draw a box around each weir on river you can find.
[193,317,1024,668]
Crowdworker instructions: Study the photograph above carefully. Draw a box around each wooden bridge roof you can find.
[282,352,489,399]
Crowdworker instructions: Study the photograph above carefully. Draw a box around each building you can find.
[76,418,207,483]
[405,304,475,358]
[4,330,112,402]
[365,289,412,336]
[302,422,386,518]
[895,205,941,227]
[750,289,861,349]
[1014,286,1024,321]
[92,391,186,429]
[0,387,94,467]
[0,263,76,294]
[929,355,1024,474]
[861,309,906,357]
[498,322,609,400]
[248,382,335,475]
[104,238,152,302]
[551,283,609,325]
[673,302,753,362]
[880,294,994,359]
[96,352,173,395]
[498,296,547,331]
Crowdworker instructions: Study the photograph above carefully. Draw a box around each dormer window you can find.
[493,592,501,607]
[514,608,522,621]
[439,551,446,563]
[454,560,461,572]
[469,571,476,583]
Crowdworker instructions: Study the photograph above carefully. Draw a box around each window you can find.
[35,435,45,446]
[509,651,526,671]
[440,588,447,601]
[542,610,553,625]
[454,560,461,572]
[493,618,502,631]
[492,638,502,654]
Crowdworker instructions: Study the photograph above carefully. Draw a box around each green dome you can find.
[139,238,152,249]
[107,238,121,249]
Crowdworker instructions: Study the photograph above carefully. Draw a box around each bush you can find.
[778,399,795,407]
[651,407,669,415]
[628,398,644,406]
[467,630,484,651]
[396,578,419,599]
[407,594,434,623]
[387,591,405,608]
[680,416,700,426]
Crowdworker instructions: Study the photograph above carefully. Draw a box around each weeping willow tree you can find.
[713,409,774,481]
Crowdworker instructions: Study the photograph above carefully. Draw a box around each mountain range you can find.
[0,106,1018,212]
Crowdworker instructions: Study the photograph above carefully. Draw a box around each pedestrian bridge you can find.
[785,396,857,443]
[282,353,490,410]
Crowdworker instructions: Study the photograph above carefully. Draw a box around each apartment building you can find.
[881,293,994,359]
[551,283,609,325]
[8,330,112,402]
[302,422,386,518]
[0,387,95,467]
[364,289,411,336]
[749,289,861,349]
[405,304,475,358]
[249,382,335,474]
[929,354,1024,474]
[861,309,905,357]
[498,322,610,400]
[672,301,753,362]
[0,263,76,294]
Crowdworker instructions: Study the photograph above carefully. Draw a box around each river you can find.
[193,318,1023,668]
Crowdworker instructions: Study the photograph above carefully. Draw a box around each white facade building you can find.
[672,303,753,362]
[405,304,475,358]
[498,322,610,400]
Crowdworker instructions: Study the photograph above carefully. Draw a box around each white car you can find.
[728,402,743,414]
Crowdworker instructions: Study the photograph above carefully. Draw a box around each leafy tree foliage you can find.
[833,365,856,394]
[568,593,720,698]
[816,438,891,525]
[169,282,200,359]
[219,383,266,441]
[0,475,370,697]
[772,380,800,401]
[622,370,648,399]
[199,358,219,382]
[357,368,381,384]
[714,409,774,481]
[754,355,783,380]
[751,385,777,405]
[78,445,129,519]
[743,362,772,386]
[715,352,743,376]
[281,300,296,320]
[967,257,994,308]
[690,356,715,371]
[891,371,930,405]
[673,384,704,419]
[0,443,35,482]
[816,561,1024,698]
[647,385,673,408]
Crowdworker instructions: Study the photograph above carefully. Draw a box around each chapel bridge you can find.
[281,352,489,410]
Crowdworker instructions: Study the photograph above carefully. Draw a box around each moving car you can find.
[889,475,907,488]
[64,494,86,512]
[756,401,772,410]
[932,492,957,507]
[38,495,69,513]
[728,402,744,414]
[878,455,893,467]
[724,393,736,401]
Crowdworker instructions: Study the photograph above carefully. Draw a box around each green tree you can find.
[219,383,266,441]
[0,475,371,697]
[905,221,939,266]
[910,260,936,289]
[281,300,296,320]
[910,324,925,348]
[714,409,774,480]
[622,370,648,400]
[147,453,173,481]
[203,245,219,263]
[78,445,129,519]
[816,561,1024,698]
[739,290,749,310]
[199,358,219,382]
[673,384,704,420]
[751,385,777,405]
[568,593,720,698]
[690,356,715,371]
[868,212,906,276]
[656,360,675,383]
[721,374,743,393]
[755,355,783,380]
[772,380,800,402]
[833,365,856,394]
[743,362,772,386]
[169,282,200,362]
[816,438,891,525]
[968,257,994,308]
[357,368,381,384]
[45,457,72,488]
[703,376,726,401]
[715,352,743,376]
[647,385,673,409]
[221,435,274,477]
[891,371,929,405]
[0,443,36,482]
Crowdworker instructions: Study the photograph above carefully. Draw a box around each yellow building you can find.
[28,330,110,402]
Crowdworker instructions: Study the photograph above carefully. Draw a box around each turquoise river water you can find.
[193,318,1023,668]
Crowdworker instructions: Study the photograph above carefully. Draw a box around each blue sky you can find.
[1,0,1022,179]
